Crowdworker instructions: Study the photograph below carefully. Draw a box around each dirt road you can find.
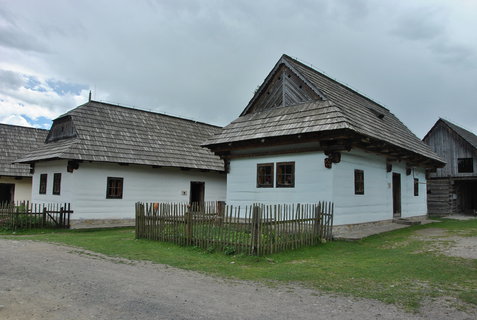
[0,239,474,320]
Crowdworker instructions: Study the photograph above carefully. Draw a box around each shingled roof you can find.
[16,101,225,172]
[204,54,444,167]
[0,124,48,177]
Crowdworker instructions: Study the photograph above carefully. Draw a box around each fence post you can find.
[252,204,261,255]
[135,202,144,239]
[42,207,46,226]
[216,201,225,226]
[66,203,71,228]
[185,208,193,245]
[60,206,64,228]
[313,202,322,241]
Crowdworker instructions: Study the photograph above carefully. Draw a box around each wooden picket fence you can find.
[135,201,333,255]
[0,201,72,231]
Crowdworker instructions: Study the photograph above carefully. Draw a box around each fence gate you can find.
[0,202,73,231]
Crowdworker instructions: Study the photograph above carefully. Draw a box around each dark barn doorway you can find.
[392,173,401,218]
[190,181,205,206]
[455,180,477,214]
[0,183,15,204]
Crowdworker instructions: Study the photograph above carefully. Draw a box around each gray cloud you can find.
[0,69,25,90]
[0,0,476,137]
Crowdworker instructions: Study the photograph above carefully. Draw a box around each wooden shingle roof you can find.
[0,124,48,177]
[16,101,225,172]
[205,54,444,166]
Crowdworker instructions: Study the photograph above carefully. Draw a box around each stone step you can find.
[393,218,422,226]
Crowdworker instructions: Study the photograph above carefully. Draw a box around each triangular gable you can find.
[424,118,477,151]
[241,55,326,116]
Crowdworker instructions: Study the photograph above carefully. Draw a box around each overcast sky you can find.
[0,0,476,138]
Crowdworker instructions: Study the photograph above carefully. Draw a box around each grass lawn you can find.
[1,218,476,311]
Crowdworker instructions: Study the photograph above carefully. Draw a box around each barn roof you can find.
[0,124,48,177]
[424,118,477,151]
[204,54,444,166]
[16,101,225,172]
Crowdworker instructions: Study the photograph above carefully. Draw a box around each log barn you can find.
[423,119,477,215]
[204,54,445,226]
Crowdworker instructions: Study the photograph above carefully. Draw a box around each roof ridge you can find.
[69,100,223,129]
[0,122,49,131]
[281,54,390,112]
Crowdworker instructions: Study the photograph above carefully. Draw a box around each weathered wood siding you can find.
[424,123,477,178]
[226,148,428,225]
[426,178,455,215]
[31,160,226,219]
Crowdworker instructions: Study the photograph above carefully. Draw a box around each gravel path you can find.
[0,239,475,320]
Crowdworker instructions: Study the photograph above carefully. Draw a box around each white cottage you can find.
[0,124,48,203]
[204,55,444,226]
[16,101,226,225]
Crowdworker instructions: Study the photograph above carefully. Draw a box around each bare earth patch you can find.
[1,239,476,320]
[413,228,477,259]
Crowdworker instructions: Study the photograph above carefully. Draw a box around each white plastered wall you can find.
[0,176,33,202]
[332,149,427,225]
[226,149,428,225]
[31,160,227,219]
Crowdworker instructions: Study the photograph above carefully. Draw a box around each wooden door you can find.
[392,173,401,218]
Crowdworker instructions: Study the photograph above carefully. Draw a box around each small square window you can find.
[39,174,47,194]
[106,177,123,199]
[257,163,274,188]
[458,158,473,173]
[53,173,61,195]
[354,170,364,195]
[414,178,419,196]
[276,162,295,188]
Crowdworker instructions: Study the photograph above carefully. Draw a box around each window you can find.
[458,158,473,173]
[53,173,61,195]
[106,177,123,199]
[257,163,274,188]
[414,178,419,196]
[354,170,364,195]
[276,162,295,188]
[39,174,47,194]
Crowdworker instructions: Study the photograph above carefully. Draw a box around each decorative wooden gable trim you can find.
[241,56,326,116]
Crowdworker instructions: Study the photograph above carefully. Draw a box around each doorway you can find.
[0,183,15,204]
[392,173,401,218]
[190,181,205,207]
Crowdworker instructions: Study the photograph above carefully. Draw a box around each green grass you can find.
[1,219,476,310]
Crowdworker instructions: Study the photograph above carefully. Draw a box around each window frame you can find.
[39,174,47,195]
[256,163,274,188]
[414,178,419,196]
[106,177,124,199]
[276,162,295,188]
[354,169,364,195]
[457,158,473,173]
[52,173,61,195]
